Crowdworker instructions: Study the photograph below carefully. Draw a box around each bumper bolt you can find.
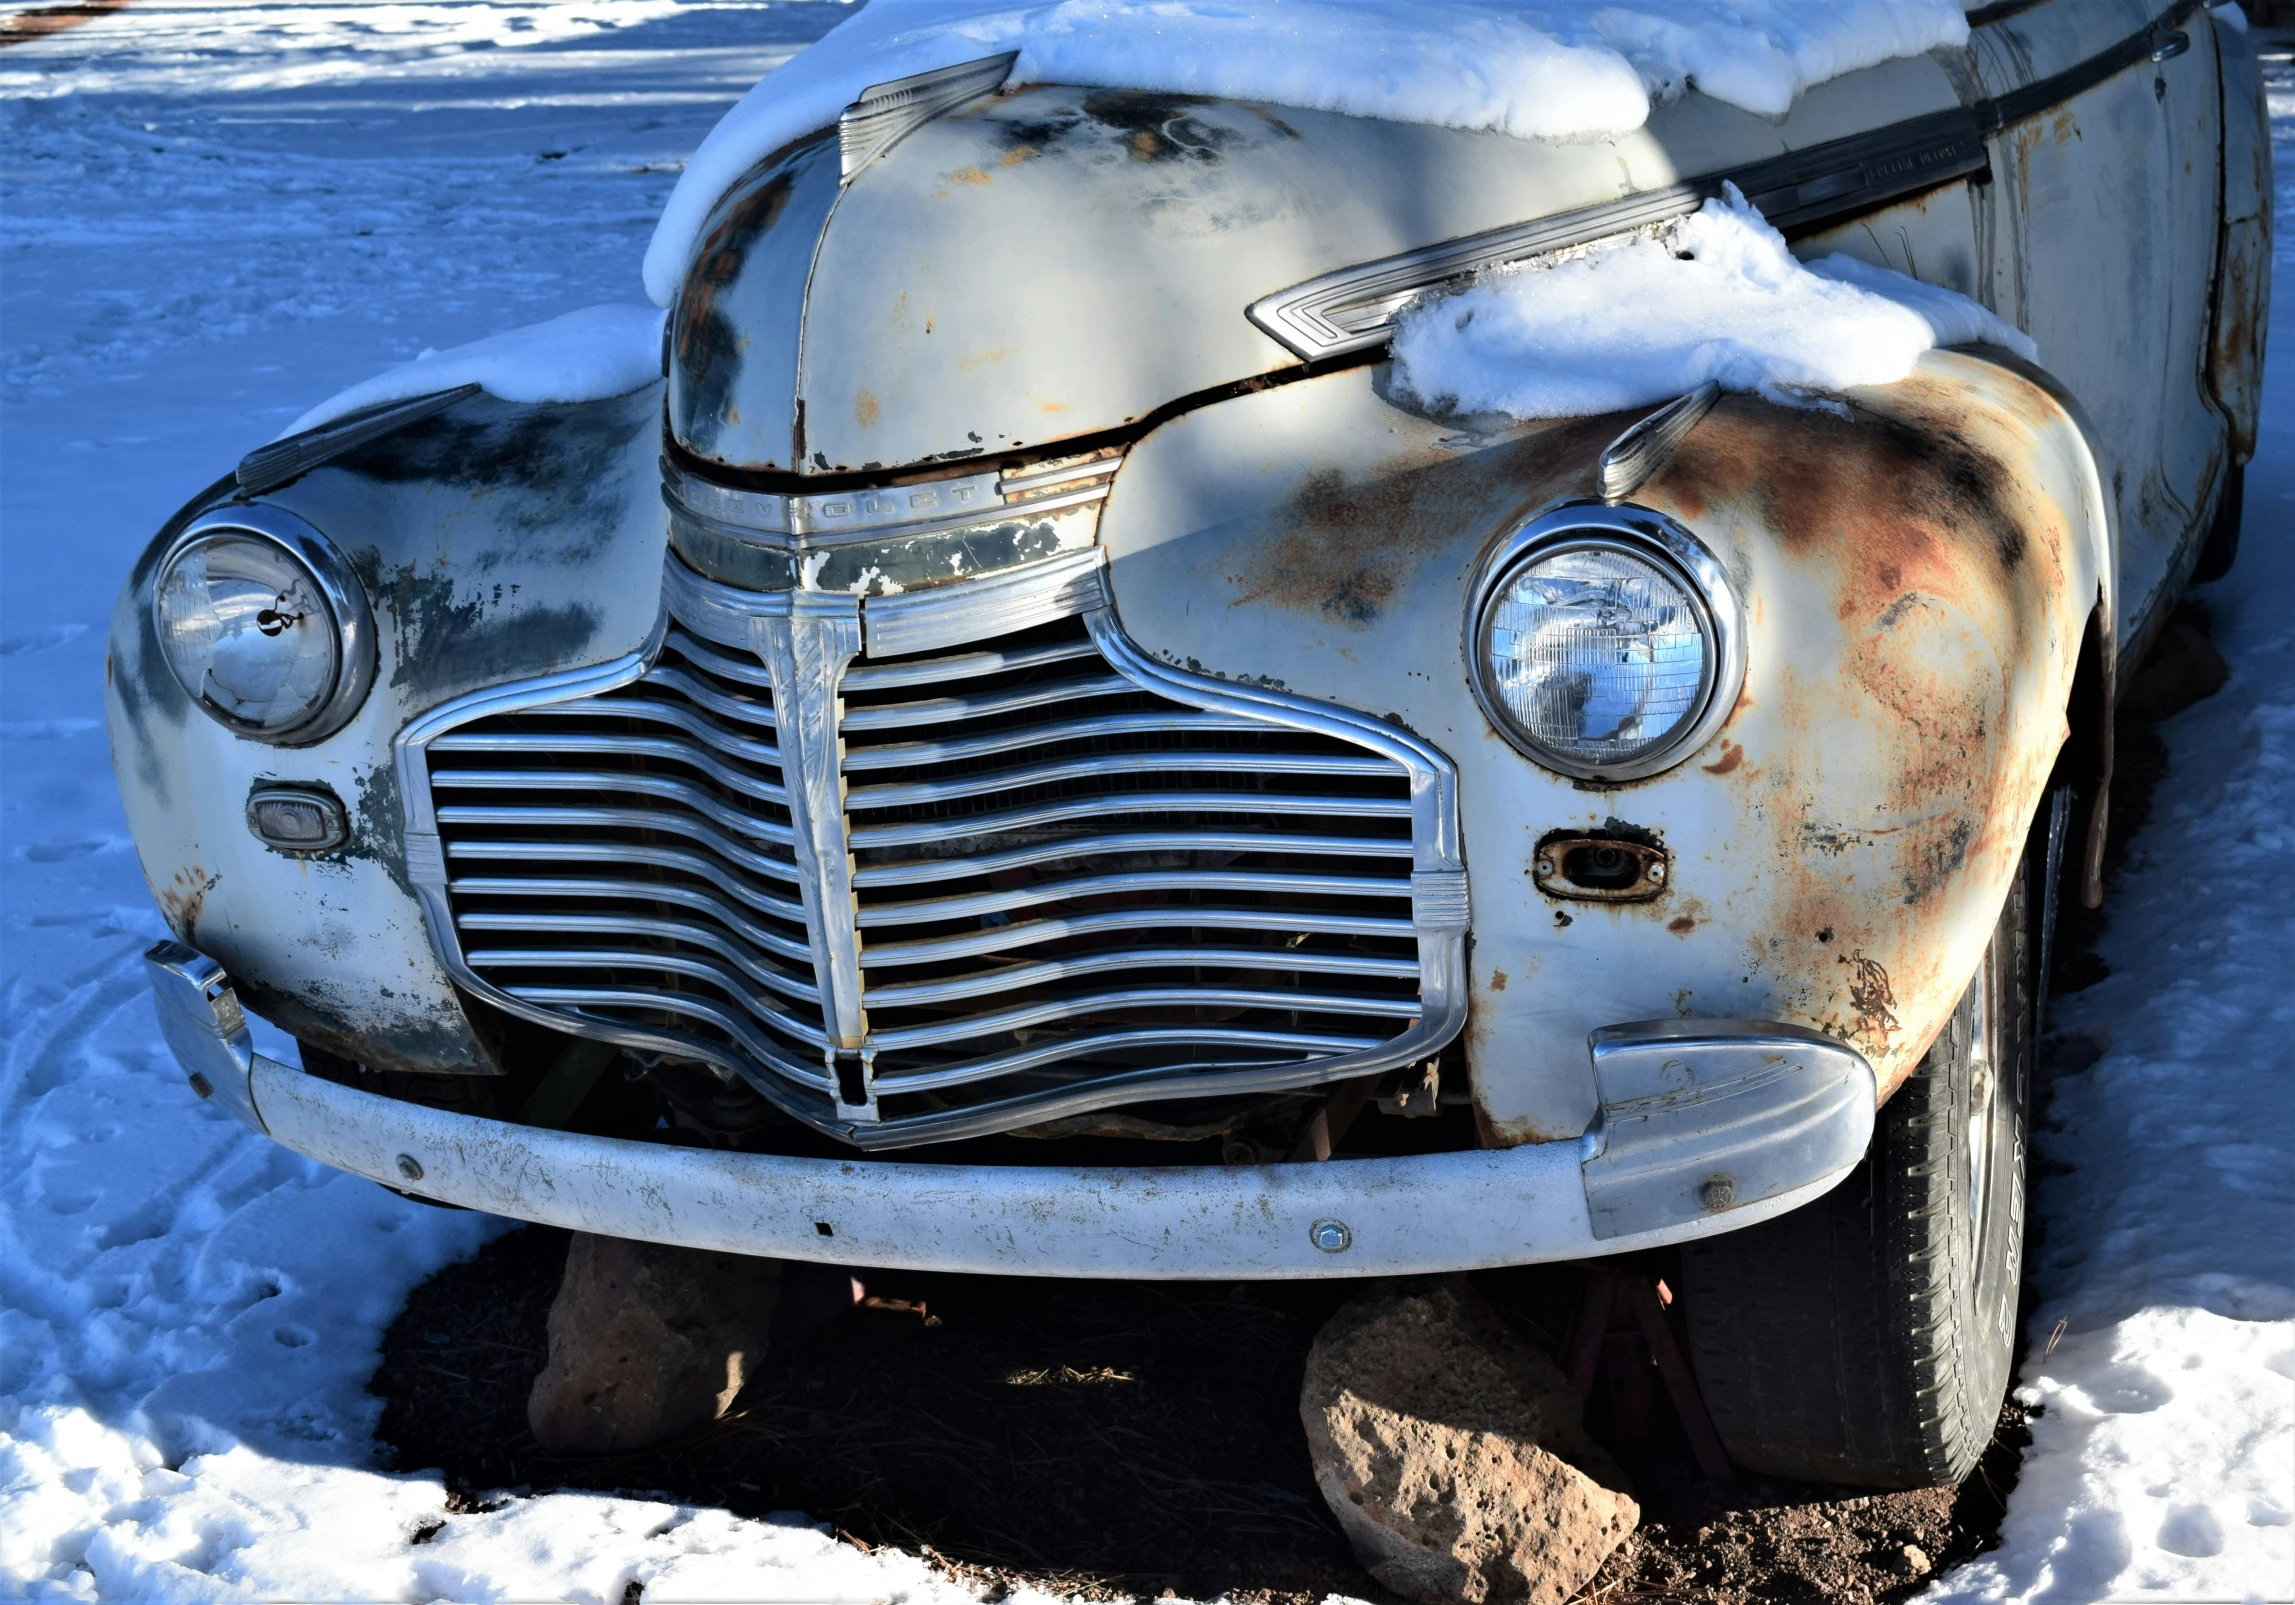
[1699,1175,1735,1212]
[395,1154,425,1182]
[1309,1218,1352,1253]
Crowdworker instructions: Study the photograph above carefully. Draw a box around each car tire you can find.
[2193,461,2245,584]
[1676,857,2032,1488]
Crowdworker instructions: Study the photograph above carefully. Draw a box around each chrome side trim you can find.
[839,51,1018,182]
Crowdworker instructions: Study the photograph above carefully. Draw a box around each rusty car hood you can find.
[667,54,1969,478]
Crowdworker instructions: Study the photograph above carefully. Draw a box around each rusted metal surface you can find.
[106,386,672,1076]
[1101,348,2106,1139]
[1533,835,1671,905]
[2209,15,2273,463]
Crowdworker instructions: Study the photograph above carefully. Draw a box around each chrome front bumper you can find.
[147,941,1875,1277]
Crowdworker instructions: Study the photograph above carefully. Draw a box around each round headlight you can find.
[1469,504,1743,782]
[152,506,374,744]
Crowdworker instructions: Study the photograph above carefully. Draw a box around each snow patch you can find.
[1388,187,2035,420]
[284,304,665,436]
[642,0,1969,305]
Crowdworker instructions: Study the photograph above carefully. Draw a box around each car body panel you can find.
[669,56,1966,476]
[1099,348,2106,1141]
[108,387,671,1074]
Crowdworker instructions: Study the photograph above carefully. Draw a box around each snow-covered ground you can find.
[1,4,2290,1600]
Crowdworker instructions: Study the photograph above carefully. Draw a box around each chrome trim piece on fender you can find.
[1580,1019,1876,1240]
[839,52,1018,182]
[236,384,481,497]
[1599,383,1721,503]
[1465,500,1747,785]
[156,504,379,747]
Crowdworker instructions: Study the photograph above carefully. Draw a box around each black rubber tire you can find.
[1677,859,2032,1488]
[2193,461,2245,584]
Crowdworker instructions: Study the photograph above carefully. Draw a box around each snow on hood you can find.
[283,303,664,437]
[1389,187,2036,420]
[641,0,1971,307]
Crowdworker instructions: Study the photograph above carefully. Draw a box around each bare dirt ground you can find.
[370,605,2212,1604]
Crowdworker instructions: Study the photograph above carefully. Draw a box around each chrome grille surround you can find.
[397,548,1467,1149]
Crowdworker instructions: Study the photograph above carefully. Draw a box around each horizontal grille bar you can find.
[862,945,1419,1007]
[508,986,834,1091]
[467,948,829,1046]
[839,672,1134,731]
[436,805,801,882]
[868,984,1420,1052]
[841,710,1271,772]
[430,770,795,846]
[846,749,1399,811]
[844,788,1409,848]
[447,841,809,924]
[855,867,1411,929]
[840,637,1100,691]
[430,732,791,806]
[450,881,814,965]
[458,913,819,1001]
[851,829,1412,888]
[871,1024,1389,1096]
[856,905,1417,966]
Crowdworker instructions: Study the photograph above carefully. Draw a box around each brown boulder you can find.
[527,1234,799,1454]
[1300,1278,1638,1605]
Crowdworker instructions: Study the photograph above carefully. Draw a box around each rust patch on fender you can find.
[1226,417,1610,627]
[158,865,219,943]
[1702,741,1744,775]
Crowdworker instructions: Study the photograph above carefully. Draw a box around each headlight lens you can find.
[152,510,373,743]
[1471,506,1741,781]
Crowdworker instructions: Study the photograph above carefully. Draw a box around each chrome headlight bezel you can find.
[151,505,377,746]
[1466,501,1745,783]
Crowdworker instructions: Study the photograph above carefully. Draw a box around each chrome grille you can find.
[405,555,1465,1148]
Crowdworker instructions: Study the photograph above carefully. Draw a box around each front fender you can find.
[1100,348,2108,1144]
[105,385,669,1073]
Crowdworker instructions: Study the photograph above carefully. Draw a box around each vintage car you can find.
[111,0,2267,1491]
